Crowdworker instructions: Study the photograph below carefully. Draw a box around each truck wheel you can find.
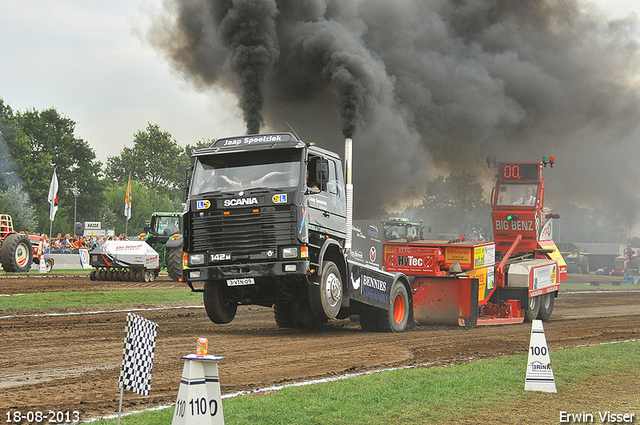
[292,299,322,329]
[274,303,296,328]
[379,281,410,333]
[166,247,183,281]
[203,280,237,324]
[359,309,380,332]
[0,233,33,273]
[525,295,541,322]
[537,292,555,321]
[309,261,342,320]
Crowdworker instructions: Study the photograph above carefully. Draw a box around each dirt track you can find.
[1,273,639,421]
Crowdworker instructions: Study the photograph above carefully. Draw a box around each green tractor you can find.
[381,217,426,241]
[139,212,183,281]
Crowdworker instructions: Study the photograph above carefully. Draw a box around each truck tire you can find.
[537,292,555,321]
[0,233,33,273]
[358,309,380,332]
[203,280,237,324]
[525,294,541,322]
[309,261,343,320]
[378,281,410,333]
[291,299,322,329]
[274,303,296,328]
[166,247,183,282]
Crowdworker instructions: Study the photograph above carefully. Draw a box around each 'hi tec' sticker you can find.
[196,200,211,210]
[272,194,287,204]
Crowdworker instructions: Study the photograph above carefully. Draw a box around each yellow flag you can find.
[124,172,132,220]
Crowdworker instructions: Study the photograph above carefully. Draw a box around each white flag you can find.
[124,172,132,221]
[48,170,58,221]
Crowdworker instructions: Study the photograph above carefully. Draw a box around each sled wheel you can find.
[537,292,555,321]
[90,270,96,281]
[203,280,237,324]
[525,294,541,322]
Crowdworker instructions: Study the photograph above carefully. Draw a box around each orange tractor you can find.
[0,214,47,272]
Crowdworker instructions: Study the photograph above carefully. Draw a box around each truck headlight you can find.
[190,254,205,265]
[282,247,297,258]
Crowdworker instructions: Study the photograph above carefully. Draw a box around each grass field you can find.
[0,289,201,312]
[90,340,640,425]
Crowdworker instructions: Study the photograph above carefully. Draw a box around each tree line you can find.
[0,99,207,236]
[0,98,629,245]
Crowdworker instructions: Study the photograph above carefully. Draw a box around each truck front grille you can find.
[188,205,296,253]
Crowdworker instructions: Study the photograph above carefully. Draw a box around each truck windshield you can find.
[496,183,538,207]
[190,149,302,195]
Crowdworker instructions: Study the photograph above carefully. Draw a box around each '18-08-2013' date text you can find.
[5,410,80,424]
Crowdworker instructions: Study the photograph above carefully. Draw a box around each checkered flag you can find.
[118,313,158,396]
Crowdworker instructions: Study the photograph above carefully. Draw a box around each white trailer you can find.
[89,241,160,282]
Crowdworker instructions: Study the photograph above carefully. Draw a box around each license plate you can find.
[227,277,255,286]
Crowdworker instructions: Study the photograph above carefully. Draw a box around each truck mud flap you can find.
[412,277,479,327]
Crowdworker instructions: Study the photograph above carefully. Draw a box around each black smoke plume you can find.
[149,0,640,227]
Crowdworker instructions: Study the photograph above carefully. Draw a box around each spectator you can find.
[73,236,87,251]
[51,235,62,253]
[62,234,74,253]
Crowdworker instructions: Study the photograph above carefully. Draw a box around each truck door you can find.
[306,155,346,237]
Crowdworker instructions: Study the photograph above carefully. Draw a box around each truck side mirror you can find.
[183,165,192,202]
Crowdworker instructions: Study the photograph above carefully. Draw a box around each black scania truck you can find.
[181,132,412,331]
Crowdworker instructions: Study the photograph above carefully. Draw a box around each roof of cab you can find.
[191,132,342,161]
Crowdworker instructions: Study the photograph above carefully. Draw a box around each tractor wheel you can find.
[203,280,238,324]
[537,292,555,321]
[0,233,33,273]
[166,247,183,282]
[309,261,343,320]
[273,303,296,328]
[525,294,541,322]
[378,281,411,333]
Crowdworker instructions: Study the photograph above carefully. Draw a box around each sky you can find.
[0,0,246,162]
[0,0,636,163]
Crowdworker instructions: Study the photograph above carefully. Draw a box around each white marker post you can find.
[38,257,47,273]
[525,319,557,393]
[172,354,225,425]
